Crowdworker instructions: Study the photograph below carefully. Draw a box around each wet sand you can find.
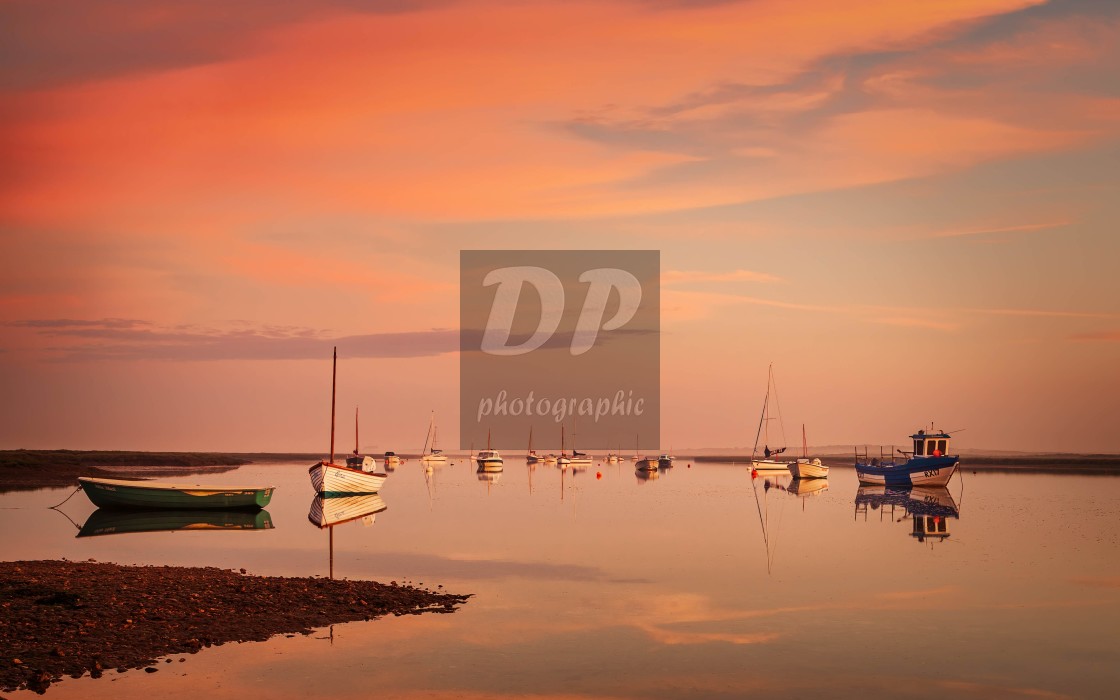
[0,560,471,694]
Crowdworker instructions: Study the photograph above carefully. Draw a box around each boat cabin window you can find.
[914,440,925,456]
[938,439,947,454]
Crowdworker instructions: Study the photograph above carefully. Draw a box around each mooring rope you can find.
[48,483,83,510]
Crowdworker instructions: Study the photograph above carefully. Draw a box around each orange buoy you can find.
[596,472,602,480]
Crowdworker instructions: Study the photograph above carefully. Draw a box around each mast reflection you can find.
[308,494,388,579]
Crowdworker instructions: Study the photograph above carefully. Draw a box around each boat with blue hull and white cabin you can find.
[855,428,959,487]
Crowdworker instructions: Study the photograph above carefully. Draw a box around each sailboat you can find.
[525,425,540,464]
[630,434,641,462]
[420,412,448,464]
[788,424,829,479]
[606,440,621,463]
[557,425,571,466]
[346,407,377,471]
[475,429,504,471]
[567,421,592,467]
[309,348,388,496]
[750,364,792,473]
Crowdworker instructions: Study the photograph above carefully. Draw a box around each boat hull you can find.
[636,458,658,471]
[309,461,387,496]
[789,459,829,479]
[855,457,958,486]
[79,477,274,510]
[751,459,791,473]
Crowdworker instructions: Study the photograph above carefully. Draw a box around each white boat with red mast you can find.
[309,348,387,497]
[788,424,829,479]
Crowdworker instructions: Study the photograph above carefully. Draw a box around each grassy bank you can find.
[0,450,252,492]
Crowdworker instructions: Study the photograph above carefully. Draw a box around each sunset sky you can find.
[1,0,1118,453]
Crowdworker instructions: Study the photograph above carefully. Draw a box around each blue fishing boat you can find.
[855,429,959,487]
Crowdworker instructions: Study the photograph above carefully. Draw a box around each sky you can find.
[1,0,1118,453]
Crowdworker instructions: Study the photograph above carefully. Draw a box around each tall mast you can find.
[751,363,770,462]
[422,411,434,456]
[802,424,808,459]
[355,406,360,454]
[528,425,533,453]
[330,346,337,465]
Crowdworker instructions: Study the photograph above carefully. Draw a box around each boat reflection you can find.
[308,494,387,529]
[788,477,829,497]
[635,466,660,481]
[477,470,501,483]
[854,485,959,545]
[77,508,274,538]
[308,495,387,580]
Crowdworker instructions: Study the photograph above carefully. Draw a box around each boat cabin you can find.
[910,430,952,458]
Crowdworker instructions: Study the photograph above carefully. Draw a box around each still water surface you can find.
[3,460,1119,699]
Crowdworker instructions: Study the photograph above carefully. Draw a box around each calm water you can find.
[3,460,1119,699]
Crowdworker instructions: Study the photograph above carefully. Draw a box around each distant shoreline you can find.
[0,450,254,492]
[3,449,1119,491]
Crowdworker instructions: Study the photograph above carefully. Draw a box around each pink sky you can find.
[1,0,1118,452]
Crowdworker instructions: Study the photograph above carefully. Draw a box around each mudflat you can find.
[0,560,471,693]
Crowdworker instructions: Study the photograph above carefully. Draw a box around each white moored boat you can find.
[789,458,828,479]
[567,451,592,467]
[309,348,388,497]
[525,426,540,464]
[749,364,793,473]
[476,430,504,472]
[788,424,829,479]
[420,412,448,464]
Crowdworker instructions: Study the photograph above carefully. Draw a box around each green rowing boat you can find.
[78,476,275,510]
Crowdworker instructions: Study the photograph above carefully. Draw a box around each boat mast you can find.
[802,424,807,459]
[330,347,337,466]
[422,411,434,456]
[355,406,360,455]
[751,364,770,462]
[528,425,533,454]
